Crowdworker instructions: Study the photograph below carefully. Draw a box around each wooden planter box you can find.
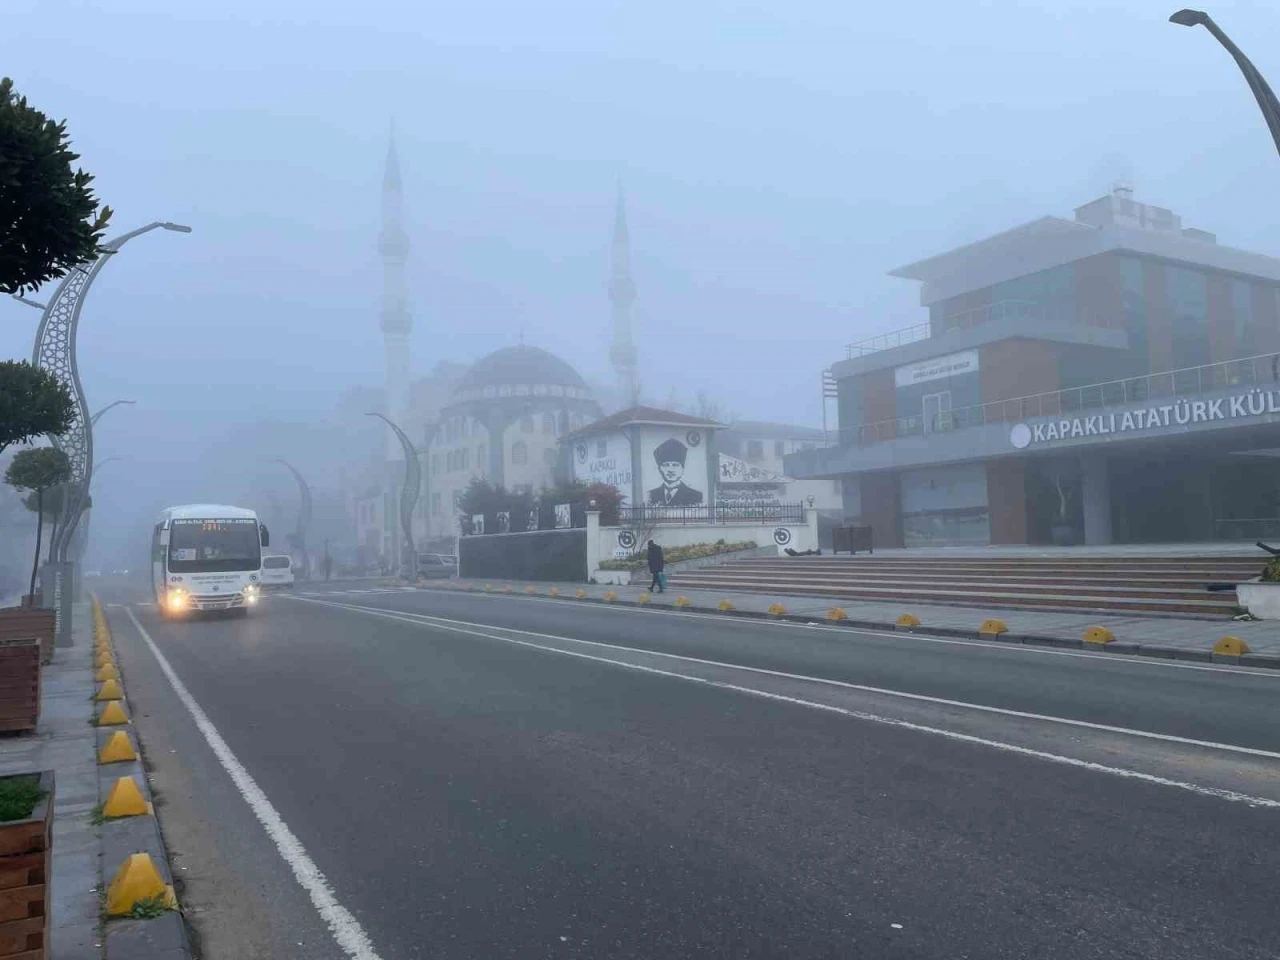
[0,610,54,667]
[0,771,54,960]
[0,642,40,734]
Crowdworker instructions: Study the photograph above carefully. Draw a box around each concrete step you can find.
[664,572,1231,601]
[665,576,1240,617]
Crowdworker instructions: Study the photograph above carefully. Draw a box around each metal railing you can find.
[618,503,806,526]
[845,300,1045,359]
[841,352,1280,447]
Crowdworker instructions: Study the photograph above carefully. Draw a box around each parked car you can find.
[416,554,458,579]
[260,554,295,588]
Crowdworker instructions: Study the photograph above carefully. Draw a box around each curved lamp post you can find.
[1170,9,1280,159]
[272,459,314,580]
[367,412,421,579]
[31,221,190,562]
[90,399,136,427]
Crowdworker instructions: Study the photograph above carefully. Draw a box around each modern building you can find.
[787,186,1280,547]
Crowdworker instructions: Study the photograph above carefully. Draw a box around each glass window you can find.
[542,413,554,434]
[1167,265,1209,369]
[512,441,528,465]
[773,440,785,457]
[1119,256,1149,374]
[477,445,485,470]
[432,492,441,516]
[431,454,439,475]
[746,440,764,460]
[460,448,469,470]
[521,417,534,433]
[1232,278,1255,358]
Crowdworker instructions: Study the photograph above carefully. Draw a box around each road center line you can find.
[123,607,384,960]
[399,587,1279,679]
[287,597,1280,809]
[290,594,1280,762]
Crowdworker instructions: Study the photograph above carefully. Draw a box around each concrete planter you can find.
[0,770,54,960]
[1236,578,1280,619]
[591,569,632,586]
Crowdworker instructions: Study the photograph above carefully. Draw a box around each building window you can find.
[1167,265,1209,369]
[746,440,764,460]
[922,391,953,433]
[460,448,469,470]
[773,440,785,457]
[521,417,534,434]
[596,437,608,457]
[476,445,485,471]
[431,455,439,475]
[512,441,528,465]
[432,492,441,516]
[1232,278,1255,359]
[542,413,554,434]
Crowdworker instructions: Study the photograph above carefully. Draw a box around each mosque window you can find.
[512,441,528,465]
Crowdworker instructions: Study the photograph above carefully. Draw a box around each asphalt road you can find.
[99,578,1280,959]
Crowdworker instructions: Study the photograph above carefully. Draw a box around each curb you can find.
[91,596,194,960]
[417,582,1280,672]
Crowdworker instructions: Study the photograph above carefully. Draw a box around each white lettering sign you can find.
[1013,388,1280,448]
[894,349,979,388]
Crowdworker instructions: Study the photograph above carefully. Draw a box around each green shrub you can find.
[0,775,45,822]
[599,539,757,571]
[1262,557,1280,583]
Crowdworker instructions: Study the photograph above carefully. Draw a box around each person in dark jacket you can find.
[647,539,665,592]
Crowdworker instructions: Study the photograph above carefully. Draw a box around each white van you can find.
[261,554,295,588]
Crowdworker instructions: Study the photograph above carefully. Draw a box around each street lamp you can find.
[31,221,190,562]
[367,412,421,580]
[272,459,313,581]
[90,400,136,427]
[1169,9,1280,159]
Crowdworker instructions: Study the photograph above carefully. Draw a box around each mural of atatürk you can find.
[647,437,704,506]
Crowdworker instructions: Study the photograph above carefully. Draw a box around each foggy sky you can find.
[3,0,1280,565]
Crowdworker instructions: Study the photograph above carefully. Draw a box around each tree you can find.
[0,77,112,295]
[5,447,70,601]
[24,484,90,561]
[0,361,75,456]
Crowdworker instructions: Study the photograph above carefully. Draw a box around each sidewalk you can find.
[0,602,101,960]
[419,577,1280,667]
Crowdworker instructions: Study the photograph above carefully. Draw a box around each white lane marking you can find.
[123,607,383,960]
[401,587,1280,679]
[288,598,1280,809]
[292,595,1280,762]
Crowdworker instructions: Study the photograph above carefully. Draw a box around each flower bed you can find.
[598,540,756,571]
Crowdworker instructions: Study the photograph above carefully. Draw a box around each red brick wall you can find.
[979,340,1061,407]
[986,459,1028,545]
[859,472,903,549]
[1252,284,1280,355]
[861,367,897,440]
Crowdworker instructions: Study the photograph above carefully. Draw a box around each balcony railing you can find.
[840,352,1280,447]
[844,300,1046,359]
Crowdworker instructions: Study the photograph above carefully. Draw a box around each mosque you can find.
[351,132,638,564]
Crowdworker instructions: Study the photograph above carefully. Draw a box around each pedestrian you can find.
[647,539,665,593]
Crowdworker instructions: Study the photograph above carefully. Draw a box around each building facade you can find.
[787,187,1280,547]
[717,421,841,513]
[416,345,602,546]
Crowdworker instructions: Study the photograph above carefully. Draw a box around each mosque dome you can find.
[454,345,592,402]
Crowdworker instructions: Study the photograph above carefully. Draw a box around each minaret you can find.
[608,186,639,409]
[378,124,411,460]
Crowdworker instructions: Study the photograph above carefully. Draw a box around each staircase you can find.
[668,554,1265,617]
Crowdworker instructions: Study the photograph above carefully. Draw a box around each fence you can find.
[841,352,1280,447]
[844,300,1045,359]
[618,503,806,526]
